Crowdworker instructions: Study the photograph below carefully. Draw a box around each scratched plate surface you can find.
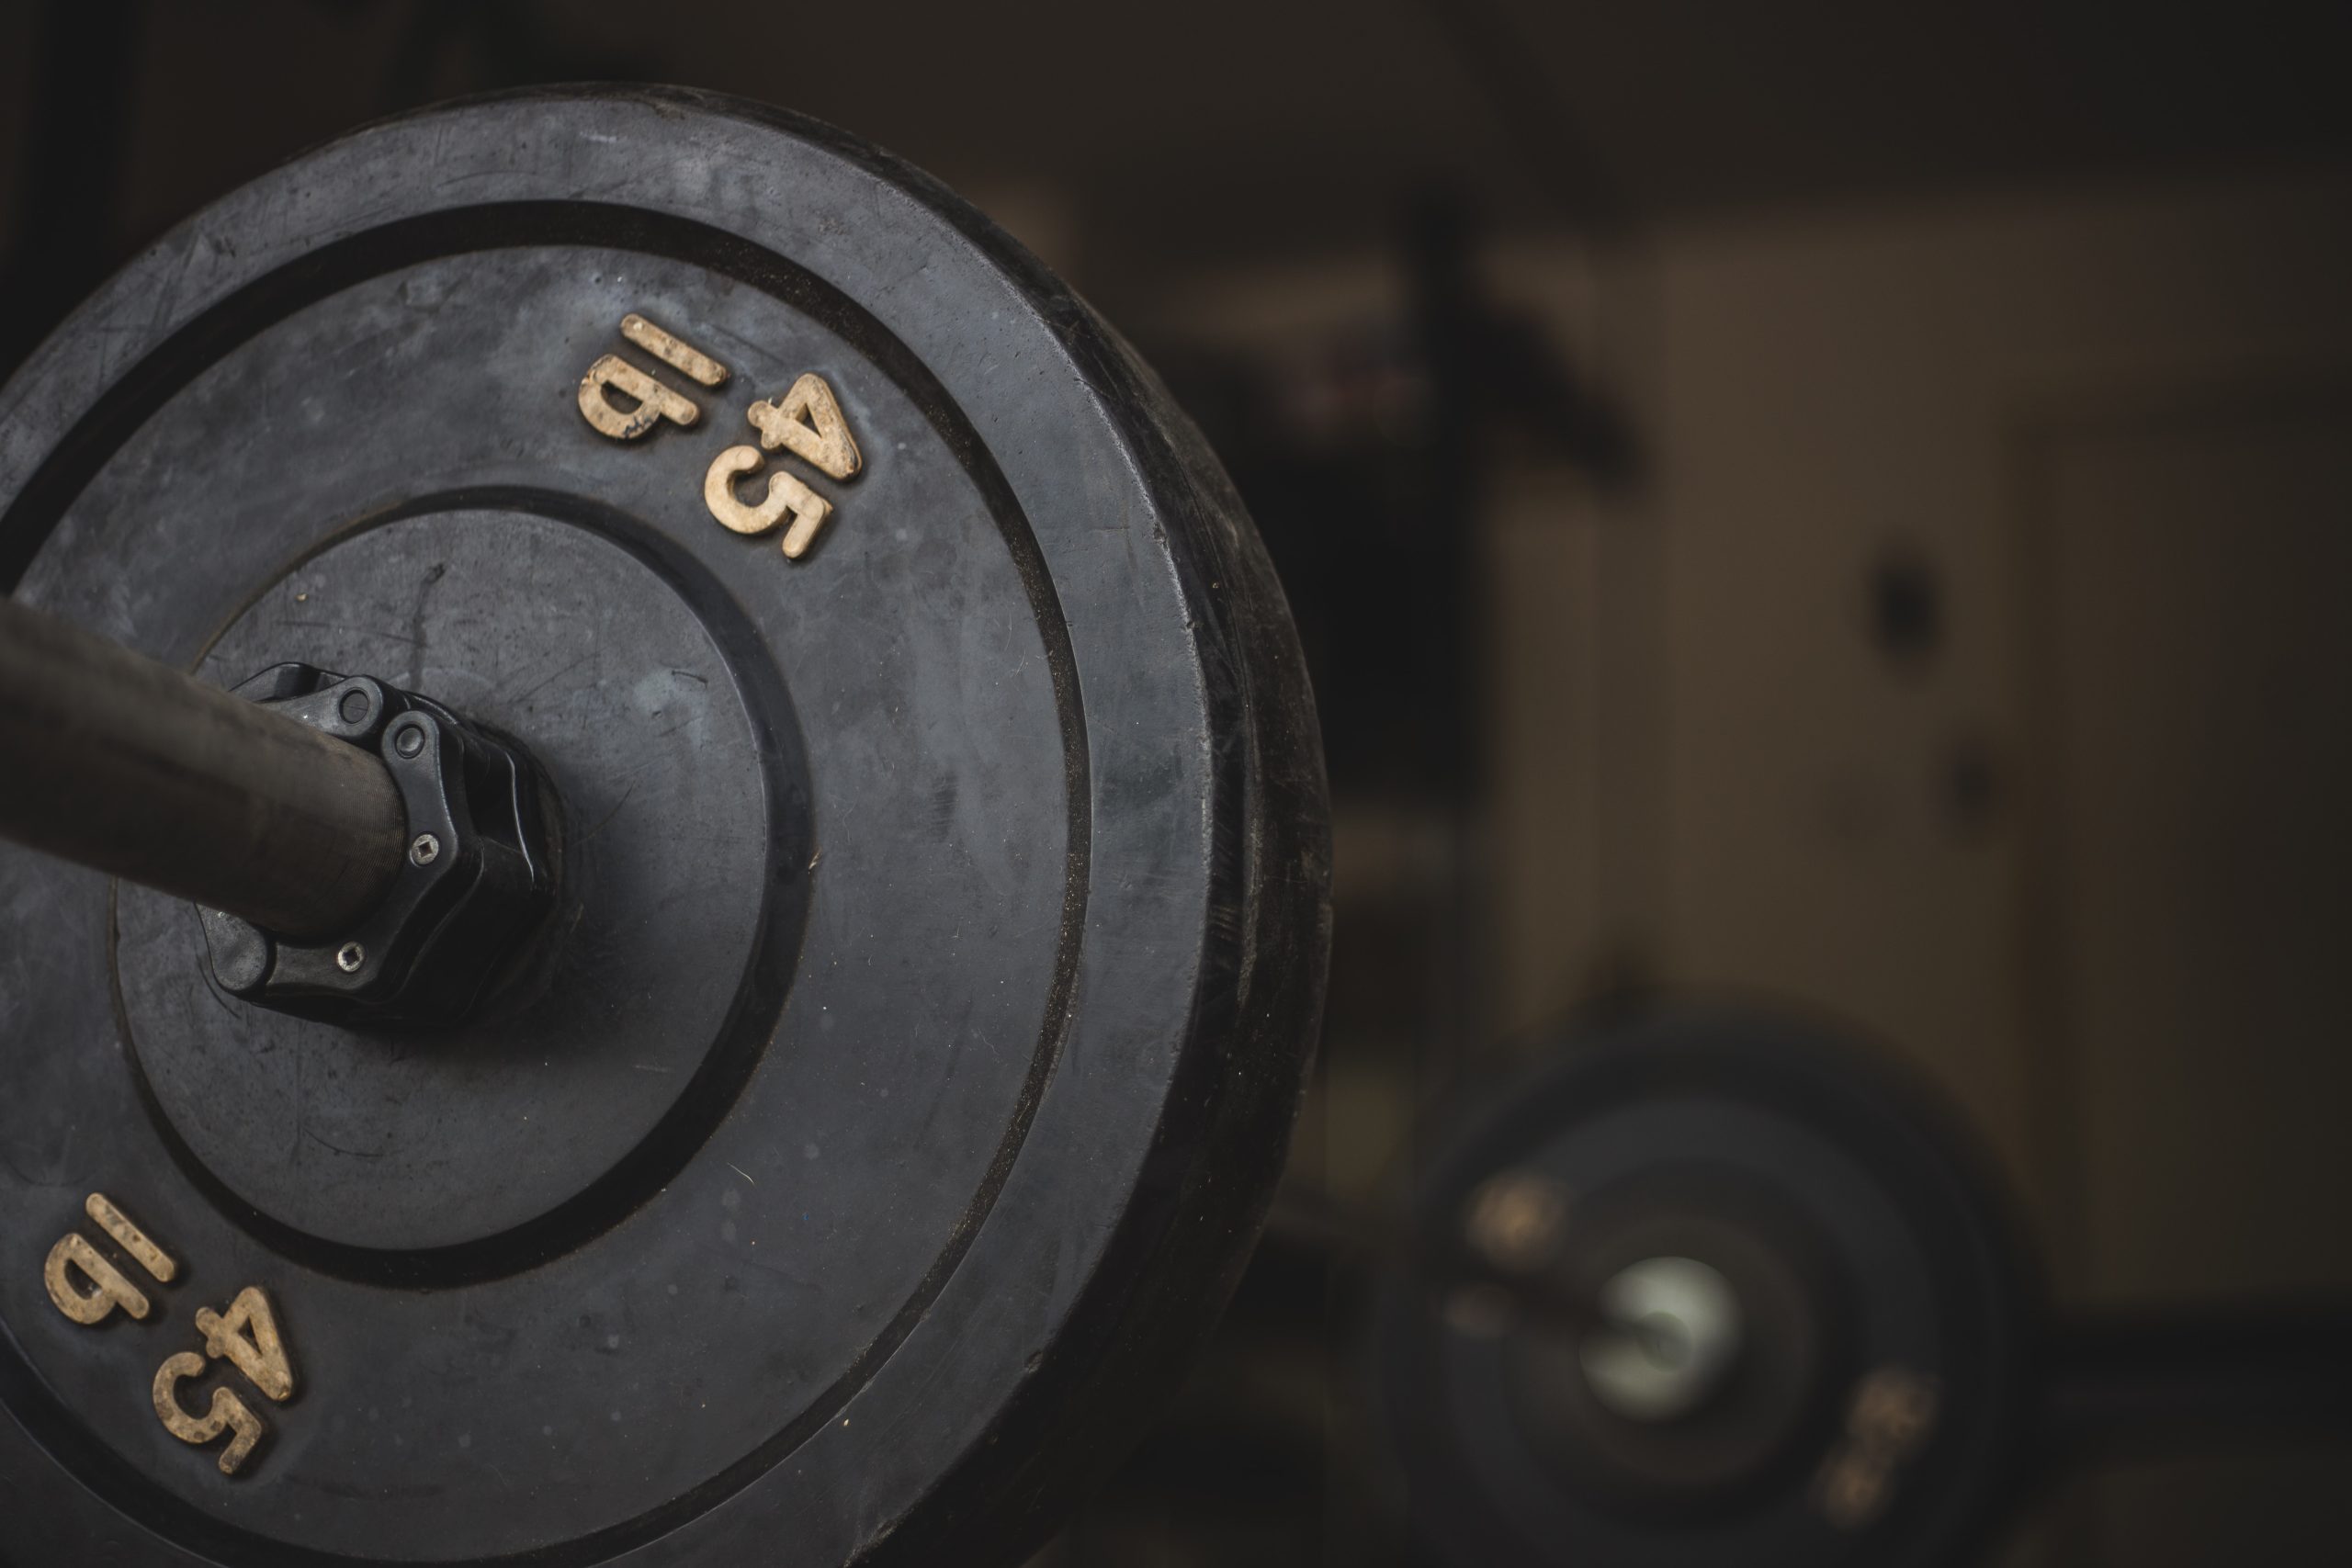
[0,89,1329,1567]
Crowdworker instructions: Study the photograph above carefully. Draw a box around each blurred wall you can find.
[1634,176,2352,1563]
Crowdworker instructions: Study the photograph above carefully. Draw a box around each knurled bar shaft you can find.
[0,596,406,939]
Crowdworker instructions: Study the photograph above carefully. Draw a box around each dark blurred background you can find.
[5,3,2348,1562]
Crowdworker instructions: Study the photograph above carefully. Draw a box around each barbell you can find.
[0,86,1330,1567]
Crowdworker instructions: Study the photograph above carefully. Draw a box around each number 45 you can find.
[153,1287,296,1475]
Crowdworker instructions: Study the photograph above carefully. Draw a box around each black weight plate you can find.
[0,87,1329,1565]
[1372,1009,2032,1568]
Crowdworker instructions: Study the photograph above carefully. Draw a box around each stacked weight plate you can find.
[0,87,1329,1567]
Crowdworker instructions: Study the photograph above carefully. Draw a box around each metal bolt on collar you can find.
[410,833,441,866]
[391,721,426,759]
[334,942,366,974]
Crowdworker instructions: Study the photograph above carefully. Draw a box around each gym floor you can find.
[3,3,2347,1563]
